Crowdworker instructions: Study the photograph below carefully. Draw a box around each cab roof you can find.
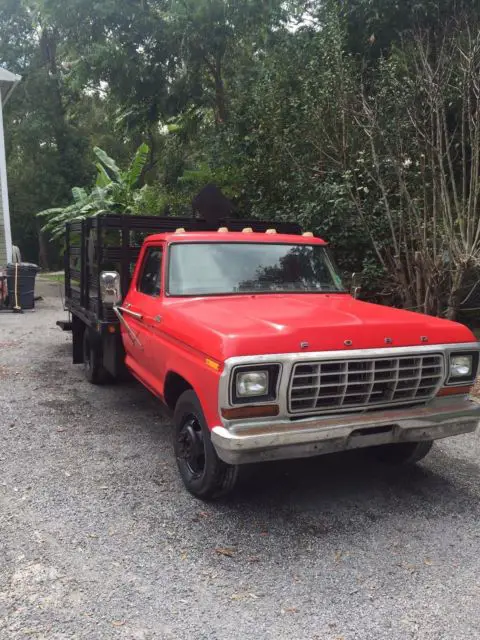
[144,231,327,245]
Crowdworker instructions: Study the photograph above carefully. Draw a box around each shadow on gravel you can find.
[211,447,480,535]
[72,375,480,529]
[31,336,480,537]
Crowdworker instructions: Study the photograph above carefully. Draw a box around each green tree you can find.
[1,0,129,267]
[2,0,480,320]
[38,144,151,239]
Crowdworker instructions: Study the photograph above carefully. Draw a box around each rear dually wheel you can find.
[83,329,108,385]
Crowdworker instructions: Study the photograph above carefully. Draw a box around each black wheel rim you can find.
[177,414,205,477]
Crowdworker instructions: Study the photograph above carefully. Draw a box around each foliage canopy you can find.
[1,0,479,319]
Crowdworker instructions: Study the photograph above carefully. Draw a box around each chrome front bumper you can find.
[211,396,480,464]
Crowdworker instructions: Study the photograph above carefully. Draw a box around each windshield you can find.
[168,242,345,296]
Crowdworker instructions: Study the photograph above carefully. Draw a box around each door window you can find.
[138,247,163,297]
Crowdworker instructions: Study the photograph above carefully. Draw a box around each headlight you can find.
[236,371,269,397]
[447,352,479,385]
[231,364,281,404]
[450,355,473,378]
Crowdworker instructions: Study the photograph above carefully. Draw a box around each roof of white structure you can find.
[0,67,21,104]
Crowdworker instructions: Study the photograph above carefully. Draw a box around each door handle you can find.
[118,306,143,320]
[113,306,143,348]
[143,314,162,328]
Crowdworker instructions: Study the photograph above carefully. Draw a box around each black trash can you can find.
[6,263,39,310]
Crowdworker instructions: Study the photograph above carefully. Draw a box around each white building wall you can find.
[0,95,12,265]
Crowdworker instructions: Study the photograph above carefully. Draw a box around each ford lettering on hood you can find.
[163,293,475,360]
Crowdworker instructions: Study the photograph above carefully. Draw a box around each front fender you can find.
[163,345,221,429]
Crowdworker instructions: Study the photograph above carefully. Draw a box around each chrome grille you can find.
[289,354,444,414]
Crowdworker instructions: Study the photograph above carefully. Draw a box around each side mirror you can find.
[351,272,362,299]
[100,271,122,307]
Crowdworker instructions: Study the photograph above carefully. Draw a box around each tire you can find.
[373,440,433,465]
[83,330,108,385]
[173,390,239,500]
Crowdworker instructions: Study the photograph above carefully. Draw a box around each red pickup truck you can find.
[62,215,480,499]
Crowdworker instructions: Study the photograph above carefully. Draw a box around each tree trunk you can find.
[446,268,465,320]
[39,28,71,186]
[394,255,414,310]
[139,127,157,185]
[414,251,423,312]
[213,64,227,124]
[203,53,227,124]
[36,220,49,270]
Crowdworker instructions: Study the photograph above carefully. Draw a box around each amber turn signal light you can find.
[437,385,472,397]
[221,405,279,420]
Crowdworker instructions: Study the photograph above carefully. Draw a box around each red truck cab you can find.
[95,226,480,499]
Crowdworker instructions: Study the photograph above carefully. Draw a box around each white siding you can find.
[0,166,6,265]
[0,93,12,265]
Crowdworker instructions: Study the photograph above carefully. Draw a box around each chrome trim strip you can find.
[224,342,480,366]
[218,342,480,422]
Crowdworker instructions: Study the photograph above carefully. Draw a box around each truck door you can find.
[121,244,164,394]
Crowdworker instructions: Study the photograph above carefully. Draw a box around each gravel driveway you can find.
[1,281,480,640]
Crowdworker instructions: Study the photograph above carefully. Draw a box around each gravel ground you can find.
[1,281,480,640]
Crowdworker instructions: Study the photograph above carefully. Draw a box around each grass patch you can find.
[40,272,65,284]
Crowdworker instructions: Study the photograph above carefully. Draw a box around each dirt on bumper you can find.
[212,396,480,464]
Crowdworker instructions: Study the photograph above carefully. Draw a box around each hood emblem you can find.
[300,341,309,349]
[384,337,393,344]
[420,336,428,343]
[344,340,353,347]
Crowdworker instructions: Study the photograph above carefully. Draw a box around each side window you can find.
[138,247,163,297]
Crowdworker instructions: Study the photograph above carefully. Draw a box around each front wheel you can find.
[173,390,239,500]
[373,440,433,465]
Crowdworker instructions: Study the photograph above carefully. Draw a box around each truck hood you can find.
[164,294,475,361]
